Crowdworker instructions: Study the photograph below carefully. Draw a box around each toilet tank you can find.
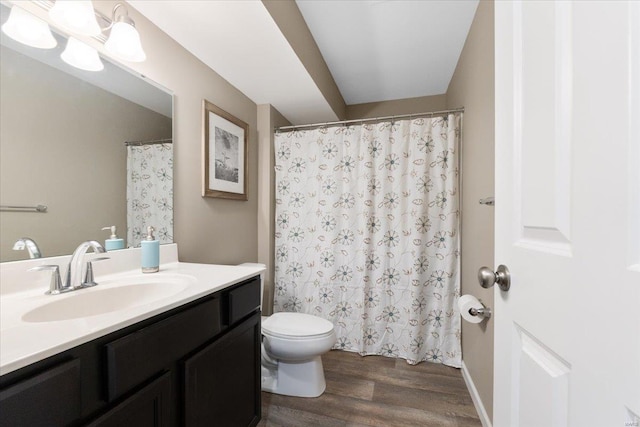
[238,263,265,310]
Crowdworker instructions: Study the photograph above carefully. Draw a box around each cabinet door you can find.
[0,359,80,427]
[87,372,171,427]
[183,312,261,427]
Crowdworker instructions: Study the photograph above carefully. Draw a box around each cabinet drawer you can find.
[106,297,220,401]
[0,359,81,427]
[227,277,260,325]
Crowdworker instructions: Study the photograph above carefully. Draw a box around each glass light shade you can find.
[1,6,57,49]
[49,0,101,37]
[105,21,146,62]
[61,37,104,71]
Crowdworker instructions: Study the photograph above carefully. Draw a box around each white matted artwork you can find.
[202,100,248,200]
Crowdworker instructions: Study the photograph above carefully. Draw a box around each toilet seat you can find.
[262,312,334,339]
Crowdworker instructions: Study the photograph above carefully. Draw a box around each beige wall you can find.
[446,0,495,420]
[345,94,448,120]
[257,105,290,314]
[88,1,260,265]
[0,46,171,262]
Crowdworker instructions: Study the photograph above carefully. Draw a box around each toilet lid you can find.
[262,312,334,338]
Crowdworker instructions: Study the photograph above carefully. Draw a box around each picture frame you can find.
[202,100,248,200]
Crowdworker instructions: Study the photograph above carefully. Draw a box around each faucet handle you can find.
[28,265,68,295]
[82,257,110,288]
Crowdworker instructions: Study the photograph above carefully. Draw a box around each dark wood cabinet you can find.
[0,276,261,427]
[184,311,261,427]
[105,297,221,401]
[0,359,81,427]
[86,372,172,427]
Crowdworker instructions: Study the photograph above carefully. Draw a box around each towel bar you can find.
[0,204,48,213]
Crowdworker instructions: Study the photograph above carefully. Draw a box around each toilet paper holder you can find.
[468,304,491,320]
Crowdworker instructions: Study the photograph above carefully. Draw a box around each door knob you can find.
[477,265,511,291]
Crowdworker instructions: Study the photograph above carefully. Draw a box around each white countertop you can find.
[0,244,264,376]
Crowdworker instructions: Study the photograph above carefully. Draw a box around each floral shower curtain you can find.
[274,114,461,367]
[126,142,173,247]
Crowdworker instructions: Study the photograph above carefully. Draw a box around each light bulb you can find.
[49,0,101,37]
[61,37,104,71]
[1,6,57,49]
[105,21,146,62]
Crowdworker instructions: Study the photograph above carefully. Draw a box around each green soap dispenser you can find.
[101,226,125,251]
[141,226,159,273]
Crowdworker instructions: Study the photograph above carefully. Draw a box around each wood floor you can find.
[257,350,481,427]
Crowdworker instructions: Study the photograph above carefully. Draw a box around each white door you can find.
[494,1,639,426]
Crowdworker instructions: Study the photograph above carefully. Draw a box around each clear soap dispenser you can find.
[101,226,125,251]
[141,226,159,273]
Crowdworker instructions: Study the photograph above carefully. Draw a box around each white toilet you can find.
[238,263,336,398]
[261,312,336,397]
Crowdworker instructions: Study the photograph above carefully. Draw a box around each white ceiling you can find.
[129,0,338,125]
[129,0,478,124]
[295,0,479,105]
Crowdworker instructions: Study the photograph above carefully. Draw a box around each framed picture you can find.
[202,100,248,200]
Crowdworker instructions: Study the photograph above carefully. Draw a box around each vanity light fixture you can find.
[104,3,146,63]
[61,36,104,71]
[49,0,101,37]
[1,5,57,49]
[3,1,146,67]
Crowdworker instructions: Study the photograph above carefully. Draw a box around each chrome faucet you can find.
[13,237,42,259]
[64,241,106,290]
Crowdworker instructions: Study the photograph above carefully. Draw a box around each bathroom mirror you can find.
[0,3,173,262]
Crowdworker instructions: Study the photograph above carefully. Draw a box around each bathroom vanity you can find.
[0,245,263,427]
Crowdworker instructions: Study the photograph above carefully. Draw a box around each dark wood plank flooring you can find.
[258,350,481,427]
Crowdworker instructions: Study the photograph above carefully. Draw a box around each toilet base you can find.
[261,355,326,398]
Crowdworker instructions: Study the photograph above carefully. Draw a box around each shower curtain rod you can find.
[125,138,173,146]
[275,107,464,133]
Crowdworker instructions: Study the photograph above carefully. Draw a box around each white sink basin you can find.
[22,274,193,323]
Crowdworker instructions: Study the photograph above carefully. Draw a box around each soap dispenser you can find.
[141,226,159,273]
[101,226,125,251]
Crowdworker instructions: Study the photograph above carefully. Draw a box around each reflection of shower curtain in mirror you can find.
[126,142,173,247]
[274,114,461,367]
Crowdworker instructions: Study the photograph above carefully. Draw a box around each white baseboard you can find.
[461,360,492,427]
